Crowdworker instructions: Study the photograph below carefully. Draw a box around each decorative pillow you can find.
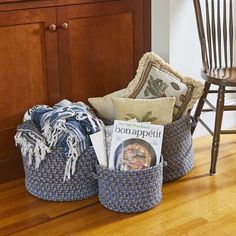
[112,97,176,125]
[88,89,126,120]
[124,52,204,120]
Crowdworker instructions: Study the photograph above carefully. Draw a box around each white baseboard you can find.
[225,98,236,106]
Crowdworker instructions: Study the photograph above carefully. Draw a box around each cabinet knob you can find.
[61,23,69,30]
[48,24,57,32]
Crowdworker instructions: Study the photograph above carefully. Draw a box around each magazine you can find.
[108,120,164,171]
[90,130,107,167]
[90,119,140,167]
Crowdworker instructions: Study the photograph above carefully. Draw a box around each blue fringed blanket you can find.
[15,100,104,181]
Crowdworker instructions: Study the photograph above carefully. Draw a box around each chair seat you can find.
[201,67,236,86]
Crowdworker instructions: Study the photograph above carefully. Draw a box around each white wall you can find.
[169,0,201,77]
[152,0,169,62]
[152,0,236,138]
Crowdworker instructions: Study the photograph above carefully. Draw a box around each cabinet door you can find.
[57,0,149,102]
[0,8,60,182]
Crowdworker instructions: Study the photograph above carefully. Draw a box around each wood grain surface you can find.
[57,0,141,101]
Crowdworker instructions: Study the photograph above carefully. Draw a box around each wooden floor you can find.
[0,134,236,236]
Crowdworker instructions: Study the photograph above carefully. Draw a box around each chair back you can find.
[193,0,235,70]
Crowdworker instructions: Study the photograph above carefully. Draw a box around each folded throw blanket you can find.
[15,100,104,181]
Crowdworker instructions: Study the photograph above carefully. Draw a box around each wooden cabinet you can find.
[0,0,151,183]
[57,0,144,101]
[0,7,61,183]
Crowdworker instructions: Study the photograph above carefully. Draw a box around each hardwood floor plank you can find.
[159,218,209,236]
[11,203,113,236]
[0,214,50,236]
[0,197,99,228]
[0,178,24,192]
[45,197,98,218]
[0,199,47,219]
[0,188,26,204]
[225,168,236,181]
[188,212,236,236]
[0,194,38,213]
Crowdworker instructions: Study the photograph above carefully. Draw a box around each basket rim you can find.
[96,155,163,174]
[164,115,191,128]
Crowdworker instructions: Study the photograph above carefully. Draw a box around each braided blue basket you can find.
[96,157,163,213]
[162,116,194,183]
[22,146,98,201]
[96,115,194,184]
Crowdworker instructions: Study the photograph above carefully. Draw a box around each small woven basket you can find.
[162,116,194,183]
[96,157,163,213]
[22,146,98,201]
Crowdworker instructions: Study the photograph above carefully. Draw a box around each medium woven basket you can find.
[96,157,163,213]
[22,146,98,201]
[162,116,194,183]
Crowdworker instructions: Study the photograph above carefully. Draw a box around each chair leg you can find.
[191,82,211,134]
[210,86,225,176]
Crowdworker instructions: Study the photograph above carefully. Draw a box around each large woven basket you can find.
[162,116,194,183]
[22,146,98,201]
[96,157,163,213]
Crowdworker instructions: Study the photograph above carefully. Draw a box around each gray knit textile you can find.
[22,145,98,201]
[162,116,194,183]
[96,157,163,213]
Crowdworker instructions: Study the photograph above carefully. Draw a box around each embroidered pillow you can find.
[112,97,176,125]
[124,52,204,120]
[88,89,126,120]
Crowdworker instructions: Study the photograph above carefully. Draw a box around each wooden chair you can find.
[192,0,236,175]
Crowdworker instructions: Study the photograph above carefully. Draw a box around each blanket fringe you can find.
[15,132,51,169]
[34,138,51,169]
[64,135,80,181]
[43,120,67,148]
